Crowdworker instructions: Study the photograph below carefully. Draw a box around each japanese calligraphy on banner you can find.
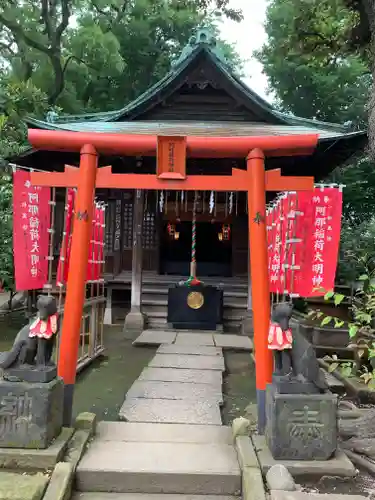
[56,188,75,286]
[87,203,105,282]
[13,170,51,291]
[267,186,343,298]
[297,187,343,297]
[268,197,285,294]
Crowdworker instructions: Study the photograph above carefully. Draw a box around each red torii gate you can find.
[28,129,317,430]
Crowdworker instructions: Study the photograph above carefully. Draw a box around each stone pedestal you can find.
[265,384,337,460]
[0,377,63,449]
[103,287,113,325]
[4,365,57,384]
[124,310,146,339]
[241,312,253,337]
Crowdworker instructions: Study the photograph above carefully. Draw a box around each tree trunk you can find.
[363,1,375,158]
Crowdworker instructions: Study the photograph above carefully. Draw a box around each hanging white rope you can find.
[209,190,214,214]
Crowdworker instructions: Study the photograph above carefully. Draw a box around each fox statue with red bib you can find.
[268,301,294,377]
[0,295,59,382]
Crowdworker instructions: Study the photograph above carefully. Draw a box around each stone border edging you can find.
[42,412,97,500]
[232,419,267,500]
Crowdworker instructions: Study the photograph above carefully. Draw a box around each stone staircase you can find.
[141,276,248,332]
[73,332,244,500]
[74,422,241,497]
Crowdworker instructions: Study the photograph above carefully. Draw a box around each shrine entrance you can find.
[27,130,318,430]
[160,221,232,277]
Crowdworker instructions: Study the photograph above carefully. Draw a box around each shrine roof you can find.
[24,28,365,142]
[13,28,366,177]
[24,118,361,141]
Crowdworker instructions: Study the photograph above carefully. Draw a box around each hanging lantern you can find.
[218,224,231,241]
[167,223,176,239]
[167,222,180,240]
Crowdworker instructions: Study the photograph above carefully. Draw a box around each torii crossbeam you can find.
[28,129,317,431]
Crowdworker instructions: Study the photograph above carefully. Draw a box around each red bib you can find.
[268,322,293,350]
[29,314,58,340]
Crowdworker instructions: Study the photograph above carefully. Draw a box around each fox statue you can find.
[0,295,59,370]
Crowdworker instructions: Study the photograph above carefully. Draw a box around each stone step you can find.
[95,421,233,444]
[76,440,241,495]
[144,308,246,322]
[142,299,247,309]
[73,493,239,500]
[119,398,222,425]
[157,345,222,356]
[149,354,225,371]
[142,288,248,299]
[125,380,223,405]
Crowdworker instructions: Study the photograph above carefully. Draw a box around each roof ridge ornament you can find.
[172,27,228,69]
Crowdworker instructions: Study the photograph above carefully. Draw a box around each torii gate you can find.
[28,129,317,430]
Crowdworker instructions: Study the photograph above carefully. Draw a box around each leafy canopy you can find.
[0,0,243,113]
[256,0,370,127]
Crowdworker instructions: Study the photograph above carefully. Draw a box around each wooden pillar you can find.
[247,148,273,434]
[57,144,98,426]
[124,189,146,335]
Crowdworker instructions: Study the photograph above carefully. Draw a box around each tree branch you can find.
[91,0,109,17]
[55,0,71,45]
[40,0,53,39]
[0,40,15,57]
[0,13,52,55]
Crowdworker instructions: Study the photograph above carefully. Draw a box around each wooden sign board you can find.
[157,136,186,179]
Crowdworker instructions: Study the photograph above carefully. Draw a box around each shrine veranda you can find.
[11,30,366,426]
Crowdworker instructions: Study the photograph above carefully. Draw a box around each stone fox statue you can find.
[268,302,294,376]
[0,295,59,370]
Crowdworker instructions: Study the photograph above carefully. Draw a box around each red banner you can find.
[86,206,96,282]
[13,170,51,291]
[267,186,343,298]
[296,187,343,297]
[56,188,75,286]
[86,203,105,282]
[97,206,105,280]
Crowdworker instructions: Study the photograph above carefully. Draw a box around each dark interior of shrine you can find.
[159,221,232,276]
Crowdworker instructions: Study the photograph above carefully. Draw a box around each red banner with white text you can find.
[267,187,343,298]
[13,170,51,291]
[297,187,343,297]
[56,188,75,286]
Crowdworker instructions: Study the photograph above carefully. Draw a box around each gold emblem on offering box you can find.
[187,291,204,309]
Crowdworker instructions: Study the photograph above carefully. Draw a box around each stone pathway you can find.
[133,329,253,351]
[75,331,242,497]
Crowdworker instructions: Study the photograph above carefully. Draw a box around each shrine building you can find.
[12,29,366,334]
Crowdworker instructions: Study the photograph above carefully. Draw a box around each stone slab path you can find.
[75,331,242,496]
[120,333,226,424]
[133,330,253,351]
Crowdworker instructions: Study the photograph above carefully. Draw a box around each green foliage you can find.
[258,0,373,281]
[0,172,13,292]
[0,78,50,164]
[0,0,243,291]
[0,78,50,291]
[0,0,243,113]
[256,0,370,126]
[333,156,375,226]
[311,259,375,384]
